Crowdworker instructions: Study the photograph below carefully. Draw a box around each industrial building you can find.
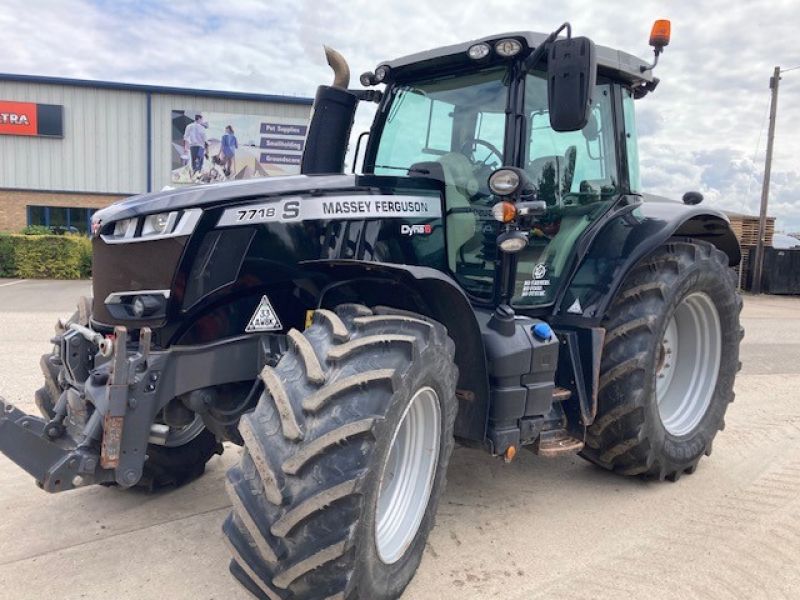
[0,74,313,233]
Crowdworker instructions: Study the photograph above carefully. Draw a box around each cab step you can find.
[552,387,572,402]
[534,429,584,457]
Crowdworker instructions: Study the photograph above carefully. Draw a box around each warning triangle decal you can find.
[245,295,283,332]
[567,298,583,314]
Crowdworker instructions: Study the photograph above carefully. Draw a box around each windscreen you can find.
[373,68,510,301]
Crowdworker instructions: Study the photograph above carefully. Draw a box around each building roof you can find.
[0,72,314,105]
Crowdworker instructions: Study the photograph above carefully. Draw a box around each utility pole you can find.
[752,66,781,294]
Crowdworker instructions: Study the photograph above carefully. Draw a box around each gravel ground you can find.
[1,279,799,599]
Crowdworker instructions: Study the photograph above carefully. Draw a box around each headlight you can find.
[142,211,177,236]
[131,294,163,318]
[495,38,522,58]
[101,209,202,244]
[468,43,491,60]
[113,218,136,237]
[488,169,521,196]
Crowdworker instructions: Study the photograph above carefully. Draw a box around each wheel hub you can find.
[160,415,206,447]
[655,292,722,436]
[375,386,441,564]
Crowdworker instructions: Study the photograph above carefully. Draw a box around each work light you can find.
[497,230,528,253]
[488,168,521,195]
[468,43,491,60]
[374,65,389,82]
[495,38,522,57]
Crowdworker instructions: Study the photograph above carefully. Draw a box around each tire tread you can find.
[224,303,458,599]
[582,239,742,481]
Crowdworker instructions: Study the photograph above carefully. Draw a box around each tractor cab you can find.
[366,52,625,306]
[306,26,666,312]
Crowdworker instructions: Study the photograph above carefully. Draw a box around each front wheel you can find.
[224,304,458,600]
[582,239,743,480]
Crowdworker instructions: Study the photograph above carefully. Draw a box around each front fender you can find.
[556,200,740,324]
[302,259,490,443]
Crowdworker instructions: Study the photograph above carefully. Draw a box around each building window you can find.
[27,206,97,234]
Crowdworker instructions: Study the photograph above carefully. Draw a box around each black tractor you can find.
[0,21,742,600]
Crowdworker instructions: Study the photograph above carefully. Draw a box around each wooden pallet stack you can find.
[728,214,775,247]
[726,213,775,290]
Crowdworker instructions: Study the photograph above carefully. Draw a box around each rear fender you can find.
[556,202,740,324]
[302,259,490,443]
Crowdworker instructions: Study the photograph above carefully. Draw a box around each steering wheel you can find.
[462,139,503,169]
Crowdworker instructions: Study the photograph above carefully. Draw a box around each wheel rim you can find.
[656,292,722,436]
[164,415,206,447]
[375,386,441,564]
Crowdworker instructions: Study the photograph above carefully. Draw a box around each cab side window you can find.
[525,82,617,205]
[622,88,641,193]
[511,77,619,307]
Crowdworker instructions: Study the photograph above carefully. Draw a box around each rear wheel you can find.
[582,240,743,480]
[224,304,458,599]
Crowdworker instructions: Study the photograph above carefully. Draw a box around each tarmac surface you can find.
[1,278,799,599]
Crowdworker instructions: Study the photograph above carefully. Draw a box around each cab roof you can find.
[379,31,654,87]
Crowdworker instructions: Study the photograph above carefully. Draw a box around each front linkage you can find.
[0,319,265,492]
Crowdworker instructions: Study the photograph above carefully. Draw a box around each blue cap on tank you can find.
[532,322,553,341]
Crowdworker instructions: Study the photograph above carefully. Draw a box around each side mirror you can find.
[547,36,597,132]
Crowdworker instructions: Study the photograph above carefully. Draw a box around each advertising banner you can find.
[170,109,307,185]
[0,101,63,137]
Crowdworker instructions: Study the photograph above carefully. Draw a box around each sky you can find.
[3,0,799,230]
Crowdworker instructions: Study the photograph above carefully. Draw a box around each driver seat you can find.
[436,153,479,270]
[410,153,478,271]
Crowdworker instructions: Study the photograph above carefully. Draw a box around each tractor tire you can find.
[35,296,93,419]
[39,297,222,491]
[223,304,458,600]
[582,239,742,481]
[138,428,222,491]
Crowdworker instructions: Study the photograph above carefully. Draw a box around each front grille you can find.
[91,236,188,327]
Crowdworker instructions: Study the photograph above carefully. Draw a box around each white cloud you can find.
[2,0,799,229]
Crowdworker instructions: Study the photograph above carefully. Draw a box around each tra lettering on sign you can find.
[0,113,29,125]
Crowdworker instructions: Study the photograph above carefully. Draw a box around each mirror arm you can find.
[523,22,572,72]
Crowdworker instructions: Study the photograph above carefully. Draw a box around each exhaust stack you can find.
[324,46,350,89]
[301,47,358,175]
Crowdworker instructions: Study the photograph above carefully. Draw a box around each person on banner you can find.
[218,125,238,178]
[183,113,208,174]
